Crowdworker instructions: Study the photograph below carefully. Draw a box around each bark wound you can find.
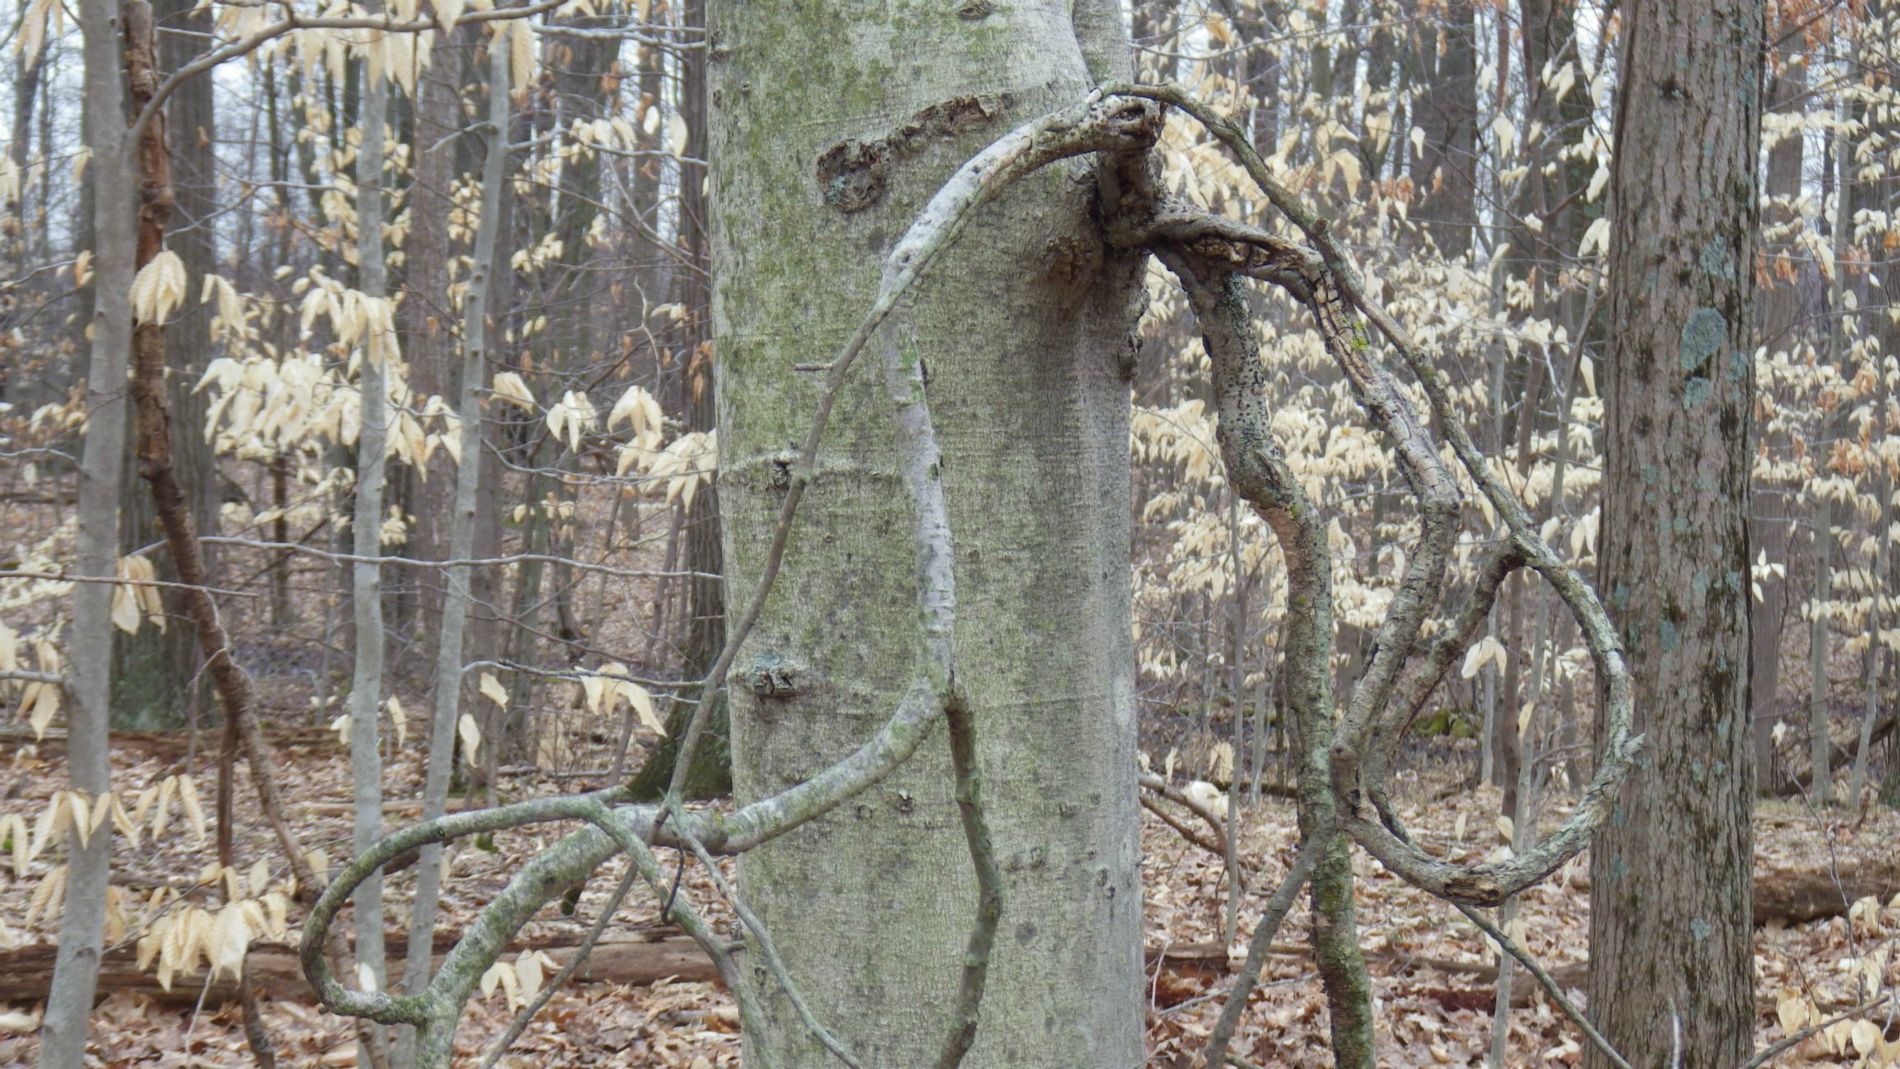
[745,654,801,698]
[816,95,1010,213]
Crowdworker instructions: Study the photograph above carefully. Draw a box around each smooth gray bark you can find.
[40,0,137,1061]
[396,36,512,1069]
[349,24,393,1066]
[709,3,1145,1064]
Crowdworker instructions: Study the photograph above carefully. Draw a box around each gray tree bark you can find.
[40,0,139,1060]
[708,2,1145,1064]
[396,34,512,1069]
[1587,0,1762,1065]
[349,23,393,1066]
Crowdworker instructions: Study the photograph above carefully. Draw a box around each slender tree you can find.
[347,16,395,1065]
[38,0,140,1058]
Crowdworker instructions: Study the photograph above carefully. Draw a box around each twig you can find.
[934,690,1004,1069]
[670,806,865,1069]
[477,864,640,1069]
[194,536,715,581]
[1139,773,1232,857]
[1736,994,1893,1069]
[658,91,1165,805]
[1140,788,1230,860]
[1201,841,1319,1069]
[0,569,259,597]
[1454,903,1631,1069]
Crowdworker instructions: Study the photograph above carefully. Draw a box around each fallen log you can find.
[1754,854,1900,925]
[0,927,717,1006]
[4,933,1256,1008]
[8,850,1891,1008]
[1774,713,1896,799]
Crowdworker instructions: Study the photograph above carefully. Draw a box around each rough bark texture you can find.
[1411,0,1478,257]
[1587,1,1763,1067]
[1750,46,1806,789]
[708,3,1144,1065]
[108,0,222,732]
[628,0,731,800]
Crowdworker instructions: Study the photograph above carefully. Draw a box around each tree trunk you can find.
[1586,1,1761,1067]
[709,3,1143,1064]
[397,22,470,653]
[1848,472,1891,801]
[1808,495,1834,806]
[1411,0,1478,257]
[108,0,221,732]
[396,36,512,1068]
[348,23,393,1066]
[629,0,730,800]
[1750,43,1805,790]
[40,0,141,1060]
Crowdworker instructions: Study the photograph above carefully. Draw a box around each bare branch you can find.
[1454,904,1632,1069]
[1200,841,1319,1069]
[1115,81,1642,906]
[129,0,571,144]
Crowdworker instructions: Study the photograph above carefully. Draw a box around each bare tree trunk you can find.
[110,0,222,732]
[3,29,47,273]
[1586,0,1761,1065]
[348,22,393,1066]
[395,37,511,1069]
[399,23,471,657]
[710,3,1144,1063]
[629,0,729,799]
[1808,495,1834,806]
[1751,43,1807,792]
[1849,471,1891,801]
[39,0,140,1060]
[1411,0,1477,257]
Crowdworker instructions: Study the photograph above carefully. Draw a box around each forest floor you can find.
[0,727,1895,1068]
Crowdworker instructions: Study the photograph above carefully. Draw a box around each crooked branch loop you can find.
[304,93,1166,1054]
[1109,82,1640,905]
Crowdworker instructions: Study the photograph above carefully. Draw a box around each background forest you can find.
[0,0,1897,1066]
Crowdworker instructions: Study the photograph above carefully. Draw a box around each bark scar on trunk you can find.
[815,94,1013,213]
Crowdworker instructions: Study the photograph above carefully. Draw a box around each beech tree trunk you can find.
[708,3,1144,1064]
[40,0,140,1061]
[1587,1,1762,1066]
[348,26,393,1066]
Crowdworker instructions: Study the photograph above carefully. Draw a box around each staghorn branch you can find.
[475,864,639,1069]
[1148,232,1378,1068]
[1138,772,1235,858]
[1112,82,1641,906]
[304,94,1164,1058]
[670,809,864,1069]
[1362,543,1528,827]
[934,688,1005,1069]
